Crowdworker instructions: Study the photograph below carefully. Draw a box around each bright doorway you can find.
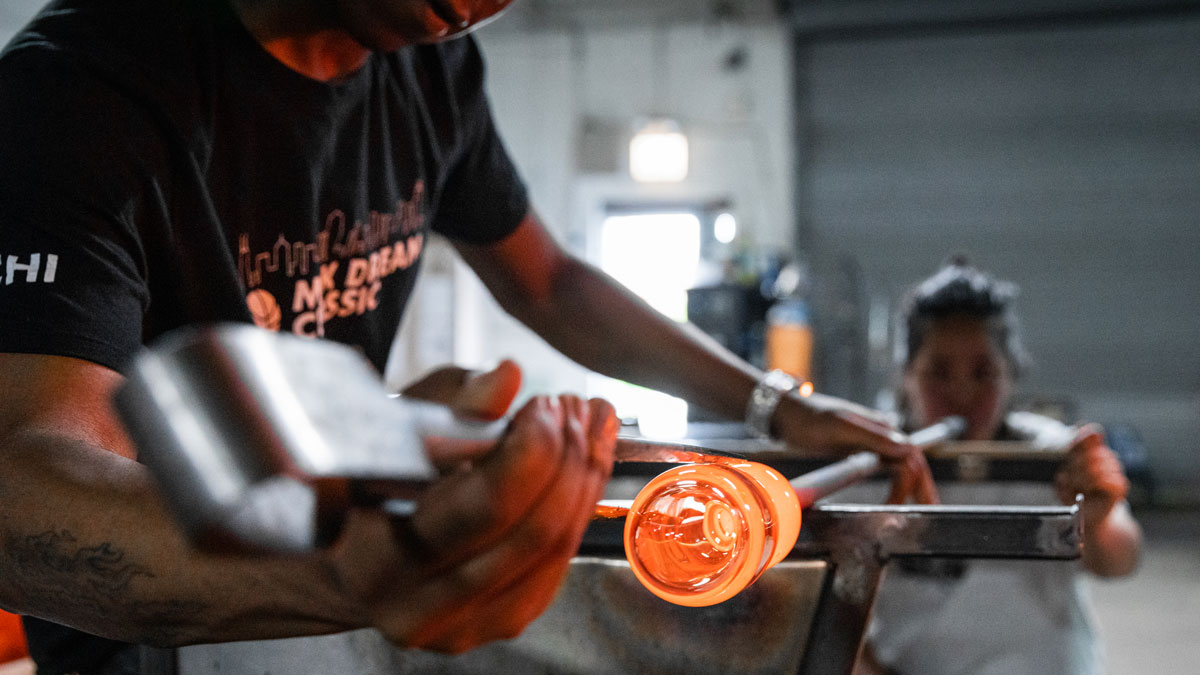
[587,210,702,438]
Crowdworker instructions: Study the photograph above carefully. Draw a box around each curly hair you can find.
[896,254,1030,377]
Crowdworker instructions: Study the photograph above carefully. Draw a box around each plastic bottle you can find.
[764,262,814,382]
[623,459,802,607]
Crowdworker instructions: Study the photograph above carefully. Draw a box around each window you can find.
[588,210,702,438]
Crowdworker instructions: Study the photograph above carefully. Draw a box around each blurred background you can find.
[3,0,1197,672]
[426,0,1197,506]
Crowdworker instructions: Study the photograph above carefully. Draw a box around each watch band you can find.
[745,369,798,439]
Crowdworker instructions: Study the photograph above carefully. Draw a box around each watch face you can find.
[337,0,517,49]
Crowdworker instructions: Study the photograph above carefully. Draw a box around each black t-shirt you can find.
[0,0,528,373]
[0,0,528,672]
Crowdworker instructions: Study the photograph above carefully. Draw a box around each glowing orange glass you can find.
[622,460,802,607]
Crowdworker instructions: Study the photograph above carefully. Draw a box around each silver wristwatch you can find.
[745,369,798,439]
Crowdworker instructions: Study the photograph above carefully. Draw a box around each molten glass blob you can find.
[624,460,802,607]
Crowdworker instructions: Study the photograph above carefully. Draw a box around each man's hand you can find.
[400,359,523,421]
[775,392,939,505]
[330,394,617,653]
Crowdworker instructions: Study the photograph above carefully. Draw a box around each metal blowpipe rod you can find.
[790,416,966,507]
[588,416,966,521]
[396,400,964,519]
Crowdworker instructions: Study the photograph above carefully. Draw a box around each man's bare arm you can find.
[0,353,366,646]
[454,212,921,459]
[0,352,618,653]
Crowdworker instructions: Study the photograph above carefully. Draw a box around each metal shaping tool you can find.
[115,324,754,551]
[116,324,450,550]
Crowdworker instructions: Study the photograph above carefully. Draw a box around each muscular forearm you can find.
[457,215,915,467]
[1080,500,1141,578]
[0,430,366,647]
[499,255,761,421]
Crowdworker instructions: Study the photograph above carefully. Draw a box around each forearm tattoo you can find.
[3,528,208,642]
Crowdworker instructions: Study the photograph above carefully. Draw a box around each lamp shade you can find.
[629,118,688,183]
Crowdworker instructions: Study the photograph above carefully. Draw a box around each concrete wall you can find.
[797,15,1200,499]
[0,1,38,32]
[0,0,44,45]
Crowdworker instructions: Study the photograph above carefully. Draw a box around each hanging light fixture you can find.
[713,211,737,243]
[629,117,689,183]
[629,21,688,184]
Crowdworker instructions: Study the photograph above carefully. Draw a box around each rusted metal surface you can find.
[166,558,827,675]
